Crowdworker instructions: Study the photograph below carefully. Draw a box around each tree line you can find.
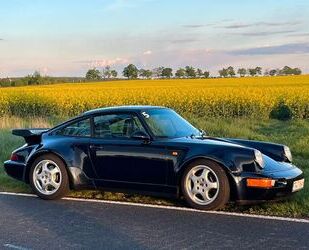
[0,65,303,87]
[86,64,302,80]
[219,66,302,78]
[86,64,210,80]
[0,71,87,87]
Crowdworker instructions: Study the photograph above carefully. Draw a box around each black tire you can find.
[29,154,70,200]
[181,159,230,210]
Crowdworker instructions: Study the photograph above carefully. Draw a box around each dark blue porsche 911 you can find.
[4,106,304,210]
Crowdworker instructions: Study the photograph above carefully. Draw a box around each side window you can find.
[55,118,91,137]
[93,113,146,139]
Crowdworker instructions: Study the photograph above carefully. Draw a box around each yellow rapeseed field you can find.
[1,75,309,118]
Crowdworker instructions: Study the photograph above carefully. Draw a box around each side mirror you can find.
[131,131,151,142]
[200,129,207,137]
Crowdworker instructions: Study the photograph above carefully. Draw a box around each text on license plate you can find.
[292,179,304,192]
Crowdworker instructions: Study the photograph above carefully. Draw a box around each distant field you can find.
[1,75,309,119]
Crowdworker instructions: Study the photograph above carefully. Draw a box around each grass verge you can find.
[0,116,308,218]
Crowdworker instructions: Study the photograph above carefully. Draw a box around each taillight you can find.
[10,153,19,161]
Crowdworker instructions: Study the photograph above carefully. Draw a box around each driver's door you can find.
[89,112,170,189]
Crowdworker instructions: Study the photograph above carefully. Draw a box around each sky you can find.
[0,0,309,77]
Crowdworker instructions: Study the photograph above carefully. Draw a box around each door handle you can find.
[90,145,104,150]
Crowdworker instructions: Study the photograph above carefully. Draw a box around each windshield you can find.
[142,109,201,138]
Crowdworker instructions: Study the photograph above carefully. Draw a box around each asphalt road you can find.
[0,194,308,250]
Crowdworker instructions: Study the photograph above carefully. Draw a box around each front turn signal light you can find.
[246,178,275,188]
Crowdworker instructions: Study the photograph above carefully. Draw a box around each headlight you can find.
[254,150,264,168]
[283,146,292,162]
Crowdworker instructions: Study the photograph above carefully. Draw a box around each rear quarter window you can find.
[54,118,91,137]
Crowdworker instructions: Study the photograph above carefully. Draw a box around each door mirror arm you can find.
[131,131,151,143]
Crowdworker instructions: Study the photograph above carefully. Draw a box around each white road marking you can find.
[0,191,308,224]
[3,244,30,250]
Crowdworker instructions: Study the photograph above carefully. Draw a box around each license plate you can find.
[292,179,304,192]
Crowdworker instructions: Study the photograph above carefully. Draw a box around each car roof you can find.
[83,105,166,116]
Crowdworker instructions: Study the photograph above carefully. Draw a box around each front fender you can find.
[175,145,259,186]
[225,138,288,162]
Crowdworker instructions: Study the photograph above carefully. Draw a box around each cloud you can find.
[0,38,3,41]
[143,50,152,55]
[235,30,296,37]
[228,43,309,56]
[224,24,252,29]
[170,39,198,44]
[75,57,129,67]
[182,24,205,28]
[223,21,300,29]
[287,32,309,37]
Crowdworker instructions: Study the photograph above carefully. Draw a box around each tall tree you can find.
[102,65,112,79]
[139,69,153,79]
[123,64,138,79]
[111,70,118,78]
[152,67,164,78]
[255,67,262,76]
[218,68,229,78]
[203,71,210,78]
[248,68,257,77]
[237,68,247,77]
[293,67,302,75]
[161,68,173,78]
[175,68,186,78]
[185,66,196,78]
[269,69,278,76]
[86,68,101,80]
[196,68,203,78]
[227,66,236,77]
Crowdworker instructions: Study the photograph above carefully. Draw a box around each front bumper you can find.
[233,166,304,202]
[3,160,26,181]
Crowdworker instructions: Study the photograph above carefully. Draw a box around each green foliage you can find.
[196,69,203,78]
[139,69,152,79]
[161,68,173,78]
[152,67,164,78]
[218,68,229,78]
[123,64,138,79]
[185,66,196,78]
[175,68,186,78]
[237,68,247,77]
[269,101,293,121]
[111,70,118,78]
[203,71,210,78]
[102,66,112,79]
[85,68,101,80]
[280,66,302,76]
[227,66,236,77]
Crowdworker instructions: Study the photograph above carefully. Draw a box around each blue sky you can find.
[0,0,309,76]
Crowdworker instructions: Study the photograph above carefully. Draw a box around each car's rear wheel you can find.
[181,159,230,210]
[29,154,69,200]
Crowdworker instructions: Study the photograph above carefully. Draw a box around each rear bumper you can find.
[3,160,26,181]
[233,166,304,202]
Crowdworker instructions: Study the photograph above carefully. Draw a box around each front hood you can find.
[169,136,246,149]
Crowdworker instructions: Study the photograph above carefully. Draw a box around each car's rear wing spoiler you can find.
[12,128,49,144]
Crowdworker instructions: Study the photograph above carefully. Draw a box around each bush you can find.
[269,101,293,121]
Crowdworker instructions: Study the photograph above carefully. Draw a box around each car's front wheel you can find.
[29,154,69,200]
[181,159,230,210]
